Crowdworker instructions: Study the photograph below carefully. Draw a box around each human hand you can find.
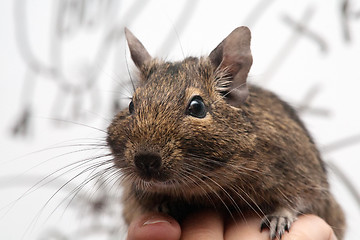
[126,210,337,240]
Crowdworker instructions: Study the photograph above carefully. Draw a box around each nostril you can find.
[134,152,162,179]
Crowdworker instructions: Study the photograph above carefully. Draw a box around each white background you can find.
[0,0,359,239]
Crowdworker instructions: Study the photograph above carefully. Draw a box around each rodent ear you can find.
[125,28,152,69]
[209,26,253,107]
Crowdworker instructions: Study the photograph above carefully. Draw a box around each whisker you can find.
[29,160,114,226]
[182,162,236,222]
[9,153,112,211]
[53,163,117,220]
[36,117,108,133]
[1,137,108,165]
[178,167,216,207]
[181,154,269,225]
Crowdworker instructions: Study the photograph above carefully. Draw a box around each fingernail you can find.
[143,216,170,226]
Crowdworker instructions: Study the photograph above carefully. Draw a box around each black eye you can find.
[187,96,207,118]
[129,100,134,114]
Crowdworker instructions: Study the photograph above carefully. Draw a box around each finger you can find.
[224,214,337,240]
[127,212,181,240]
[181,210,224,240]
[282,214,337,240]
[224,215,269,240]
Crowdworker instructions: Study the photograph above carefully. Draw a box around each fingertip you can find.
[127,212,181,240]
[224,216,269,240]
[181,210,224,240]
[224,214,338,240]
[282,215,337,240]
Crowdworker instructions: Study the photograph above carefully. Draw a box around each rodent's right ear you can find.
[209,27,253,107]
[125,28,152,69]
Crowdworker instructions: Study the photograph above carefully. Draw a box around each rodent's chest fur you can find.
[106,27,345,239]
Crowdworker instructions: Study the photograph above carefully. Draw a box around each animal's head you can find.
[107,27,255,198]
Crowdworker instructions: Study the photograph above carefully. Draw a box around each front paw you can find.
[260,208,297,239]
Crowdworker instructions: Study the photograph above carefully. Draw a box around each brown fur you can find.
[107,27,345,239]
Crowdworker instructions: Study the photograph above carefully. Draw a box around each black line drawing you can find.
[260,6,326,84]
[340,0,360,42]
[12,0,130,136]
[4,1,360,239]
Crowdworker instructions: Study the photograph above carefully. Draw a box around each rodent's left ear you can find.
[209,27,253,107]
[125,28,152,69]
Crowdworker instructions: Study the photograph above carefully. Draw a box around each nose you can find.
[134,152,162,181]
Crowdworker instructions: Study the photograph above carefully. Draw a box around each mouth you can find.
[135,178,180,192]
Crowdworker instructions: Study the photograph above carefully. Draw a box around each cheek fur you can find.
[107,115,134,169]
[180,115,234,171]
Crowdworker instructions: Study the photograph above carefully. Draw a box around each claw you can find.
[260,219,269,231]
[260,209,297,240]
[285,220,291,232]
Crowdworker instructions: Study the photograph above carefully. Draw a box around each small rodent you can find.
[107,26,345,239]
